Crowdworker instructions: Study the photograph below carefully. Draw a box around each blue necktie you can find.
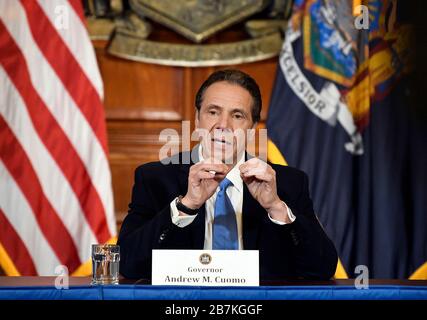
[213,178,238,250]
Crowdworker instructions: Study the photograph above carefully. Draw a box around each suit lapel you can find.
[178,148,205,249]
[241,153,263,250]
[177,145,200,193]
[191,204,206,249]
[242,184,263,250]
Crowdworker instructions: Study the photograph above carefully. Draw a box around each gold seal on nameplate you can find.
[199,253,212,265]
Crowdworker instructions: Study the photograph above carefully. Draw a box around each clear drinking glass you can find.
[91,244,120,285]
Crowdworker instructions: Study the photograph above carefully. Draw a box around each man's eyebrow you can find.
[205,104,222,110]
[230,108,248,115]
[205,105,248,116]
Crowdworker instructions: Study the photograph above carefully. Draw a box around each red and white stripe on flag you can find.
[0,0,116,276]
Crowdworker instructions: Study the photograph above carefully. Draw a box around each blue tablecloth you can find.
[1,284,427,300]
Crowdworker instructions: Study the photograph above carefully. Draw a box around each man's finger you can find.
[254,173,274,182]
[241,170,274,182]
[241,174,255,185]
[197,163,228,174]
[196,171,216,180]
[190,163,228,173]
[240,158,268,173]
[241,166,268,177]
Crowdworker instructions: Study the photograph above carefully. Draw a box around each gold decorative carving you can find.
[130,0,268,43]
[108,30,282,67]
[84,0,291,66]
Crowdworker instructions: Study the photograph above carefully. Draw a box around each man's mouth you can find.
[211,138,232,145]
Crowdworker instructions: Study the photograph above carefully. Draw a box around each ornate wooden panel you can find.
[94,40,278,229]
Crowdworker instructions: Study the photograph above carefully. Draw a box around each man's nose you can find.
[215,113,231,130]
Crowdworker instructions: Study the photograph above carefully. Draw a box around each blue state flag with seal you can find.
[267,0,427,279]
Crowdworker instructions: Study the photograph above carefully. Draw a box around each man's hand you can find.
[239,158,291,223]
[181,159,229,212]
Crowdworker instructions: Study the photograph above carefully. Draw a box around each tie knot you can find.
[219,178,233,191]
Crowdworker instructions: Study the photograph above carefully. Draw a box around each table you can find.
[1,277,427,300]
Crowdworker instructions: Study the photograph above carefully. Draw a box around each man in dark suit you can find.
[118,69,338,280]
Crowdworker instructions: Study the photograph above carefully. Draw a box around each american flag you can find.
[0,0,116,275]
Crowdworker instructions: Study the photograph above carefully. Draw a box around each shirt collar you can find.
[198,145,244,193]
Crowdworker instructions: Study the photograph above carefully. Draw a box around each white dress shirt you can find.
[170,148,296,249]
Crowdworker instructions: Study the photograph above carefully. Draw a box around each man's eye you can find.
[233,113,243,119]
[209,110,218,115]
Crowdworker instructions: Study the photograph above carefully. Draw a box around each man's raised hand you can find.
[181,159,229,211]
[239,158,290,223]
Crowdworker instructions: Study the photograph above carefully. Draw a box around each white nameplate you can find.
[152,250,259,286]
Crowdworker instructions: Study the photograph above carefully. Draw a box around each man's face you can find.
[195,81,257,164]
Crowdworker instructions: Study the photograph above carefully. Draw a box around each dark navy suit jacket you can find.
[118,150,338,280]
